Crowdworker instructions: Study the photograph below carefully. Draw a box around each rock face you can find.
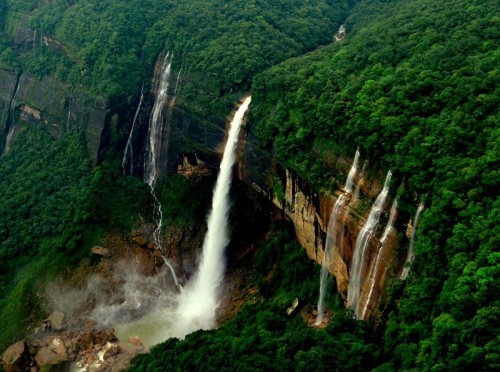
[0,68,19,142]
[238,132,404,321]
[0,68,107,161]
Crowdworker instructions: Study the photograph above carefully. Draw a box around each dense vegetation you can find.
[130,226,379,371]
[0,127,152,349]
[2,0,350,114]
[249,0,499,369]
[0,0,498,370]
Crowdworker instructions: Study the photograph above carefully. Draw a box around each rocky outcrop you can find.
[238,133,404,320]
[0,68,19,141]
[0,67,108,161]
[1,341,29,372]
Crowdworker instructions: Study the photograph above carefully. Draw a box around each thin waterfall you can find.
[400,202,424,280]
[345,149,360,193]
[122,83,144,175]
[347,170,392,318]
[315,149,360,325]
[360,198,398,320]
[66,95,71,132]
[3,124,16,156]
[3,74,22,156]
[176,96,251,335]
[144,52,173,186]
[143,53,179,288]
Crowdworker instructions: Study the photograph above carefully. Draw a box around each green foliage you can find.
[0,127,153,350]
[250,0,499,369]
[4,0,350,115]
[129,224,379,371]
[157,174,213,228]
[0,128,91,348]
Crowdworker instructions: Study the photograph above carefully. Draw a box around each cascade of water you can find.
[66,95,72,133]
[360,198,398,320]
[142,53,180,287]
[315,149,360,325]
[3,124,16,156]
[3,74,22,156]
[400,202,424,280]
[345,149,360,193]
[347,170,392,318]
[122,84,144,175]
[176,96,251,335]
[144,52,173,186]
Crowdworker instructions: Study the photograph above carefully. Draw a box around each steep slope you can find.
[128,0,498,369]
[248,0,499,369]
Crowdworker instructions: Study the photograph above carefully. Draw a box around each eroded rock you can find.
[1,341,28,372]
[91,246,111,257]
[48,311,65,331]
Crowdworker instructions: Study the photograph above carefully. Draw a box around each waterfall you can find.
[142,53,179,287]
[2,74,22,156]
[3,124,16,156]
[315,149,360,325]
[360,198,398,320]
[144,52,173,186]
[176,96,251,336]
[66,95,72,133]
[345,149,360,193]
[347,170,392,318]
[400,202,424,280]
[122,83,144,175]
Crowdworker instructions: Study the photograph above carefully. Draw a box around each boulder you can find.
[286,298,305,317]
[132,236,147,246]
[48,311,65,330]
[50,337,67,357]
[34,347,67,367]
[1,341,28,372]
[91,246,111,257]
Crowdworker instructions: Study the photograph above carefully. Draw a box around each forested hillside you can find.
[0,0,498,370]
[133,0,499,369]
[0,0,352,351]
[2,0,350,114]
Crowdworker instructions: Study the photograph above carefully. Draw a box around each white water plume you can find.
[360,198,398,320]
[122,83,144,175]
[315,149,360,325]
[400,202,424,280]
[347,170,392,318]
[175,96,251,336]
[46,261,178,330]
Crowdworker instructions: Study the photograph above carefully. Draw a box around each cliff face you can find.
[237,129,405,321]
[0,68,107,161]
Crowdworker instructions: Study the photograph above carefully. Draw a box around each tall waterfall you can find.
[142,53,179,287]
[400,202,424,280]
[347,170,392,318]
[315,149,360,325]
[176,96,251,335]
[122,83,144,175]
[360,199,398,320]
[2,74,22,156]
[144,52,173,186]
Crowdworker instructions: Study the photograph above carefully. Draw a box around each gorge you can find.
[0,0,498,371]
